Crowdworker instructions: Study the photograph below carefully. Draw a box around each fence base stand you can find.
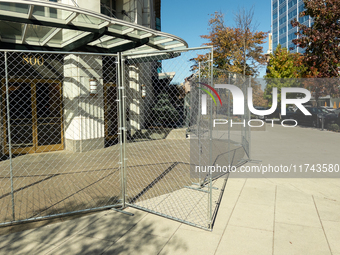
[111,208,134,216]
[184,186,209,193]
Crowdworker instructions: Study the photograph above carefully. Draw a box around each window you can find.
[299,15,309,23]
[280,37,286,44]
[288,23,294,30]
[288,32,296,40]
[279,27,287,35]
[279,6,286,15]
[288,8,297,19]
[33,1,58,18]
[299,3,304,11]
[273,22,278,28]
[273,12,278,20]
[273,32,278,38]
[49,0,58,18]
[279,16,287,25]
[101,0,116,18]
[279,0,285,5]
[273,1,278,10]
[156,17,161,31]
[289,43,296,50]
[288,0,297,8]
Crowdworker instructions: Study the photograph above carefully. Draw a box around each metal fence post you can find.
[117,52,127,208]
[198,62,201,186]
[248,77,252,159]
[4,52,15,221]
[122,54,128,208]
[228,73,231,170]
[208,48,213,228]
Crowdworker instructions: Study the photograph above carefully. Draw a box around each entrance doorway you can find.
[3,79,63,154]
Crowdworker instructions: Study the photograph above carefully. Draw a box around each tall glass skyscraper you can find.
[271,0,312,53]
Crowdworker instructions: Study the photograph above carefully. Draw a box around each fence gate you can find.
[0,51,123,225]
[121,47,251,230]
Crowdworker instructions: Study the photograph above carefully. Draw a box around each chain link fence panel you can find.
[189,67,251,227]
[122,48,213,229]
[122,47,251,229]
[0,48,251,230]
[0,51,122,225]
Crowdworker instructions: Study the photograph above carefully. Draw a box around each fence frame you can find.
[0,46,251,231]
[0,49,122,227]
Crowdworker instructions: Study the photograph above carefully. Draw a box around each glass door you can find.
[3,81,35,154]
[35,81,63,153]
[3,79,63,154]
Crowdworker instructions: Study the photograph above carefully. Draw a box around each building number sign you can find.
[22,55,44,66]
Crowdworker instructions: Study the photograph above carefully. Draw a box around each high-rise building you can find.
[271,0,312,53]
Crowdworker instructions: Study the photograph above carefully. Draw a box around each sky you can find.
[161,0,271,78]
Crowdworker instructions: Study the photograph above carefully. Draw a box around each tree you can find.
[264,45,307,106]
[199,10,268,77]
[152,94,179,127]
[291,0,340,98]
[266,44,307,78]
[252,80,268,107]
[234,6,267,76]
[191,9,268,109]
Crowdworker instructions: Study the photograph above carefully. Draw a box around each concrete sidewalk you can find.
[0,125,339,255]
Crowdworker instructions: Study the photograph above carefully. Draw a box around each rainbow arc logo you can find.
[198,82,222,115]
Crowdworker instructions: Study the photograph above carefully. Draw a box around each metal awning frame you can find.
[0,0,188,54]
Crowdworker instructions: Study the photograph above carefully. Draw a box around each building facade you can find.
[271,0,311,53]
[0,0,187,155]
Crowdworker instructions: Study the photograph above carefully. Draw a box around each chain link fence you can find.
[122,48,251,229]
[0,51,122,225]
[189,65,251,227]
[0,47,251,230]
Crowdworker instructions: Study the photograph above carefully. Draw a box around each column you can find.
[63,54,105,152]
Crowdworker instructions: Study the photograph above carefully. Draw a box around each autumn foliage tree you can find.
[199,10,268,77]
[193,9,268,107]
[264,44,307,106]
[291,0,340,98]
[265,44,307,78]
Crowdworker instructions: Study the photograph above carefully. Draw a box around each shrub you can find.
[327,124,340,132]
[152,93,179,127]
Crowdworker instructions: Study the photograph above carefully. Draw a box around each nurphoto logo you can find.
[199,83,313,128]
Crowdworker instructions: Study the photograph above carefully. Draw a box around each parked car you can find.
[320,106,336,112]
[327,107,340,119]
[279,107,297,121]
[334,108,340,118]
[295,107,337,127]
[264,106,297,121]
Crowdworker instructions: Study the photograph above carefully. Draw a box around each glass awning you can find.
[0,0,188,54]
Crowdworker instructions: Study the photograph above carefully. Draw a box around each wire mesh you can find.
[122,48,212,229]
[0,51,122,224]
[0,47,251,230]
[122,48,251,229]
[190,67,251,227]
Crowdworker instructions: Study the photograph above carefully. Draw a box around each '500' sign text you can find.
[22,55,44,66]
